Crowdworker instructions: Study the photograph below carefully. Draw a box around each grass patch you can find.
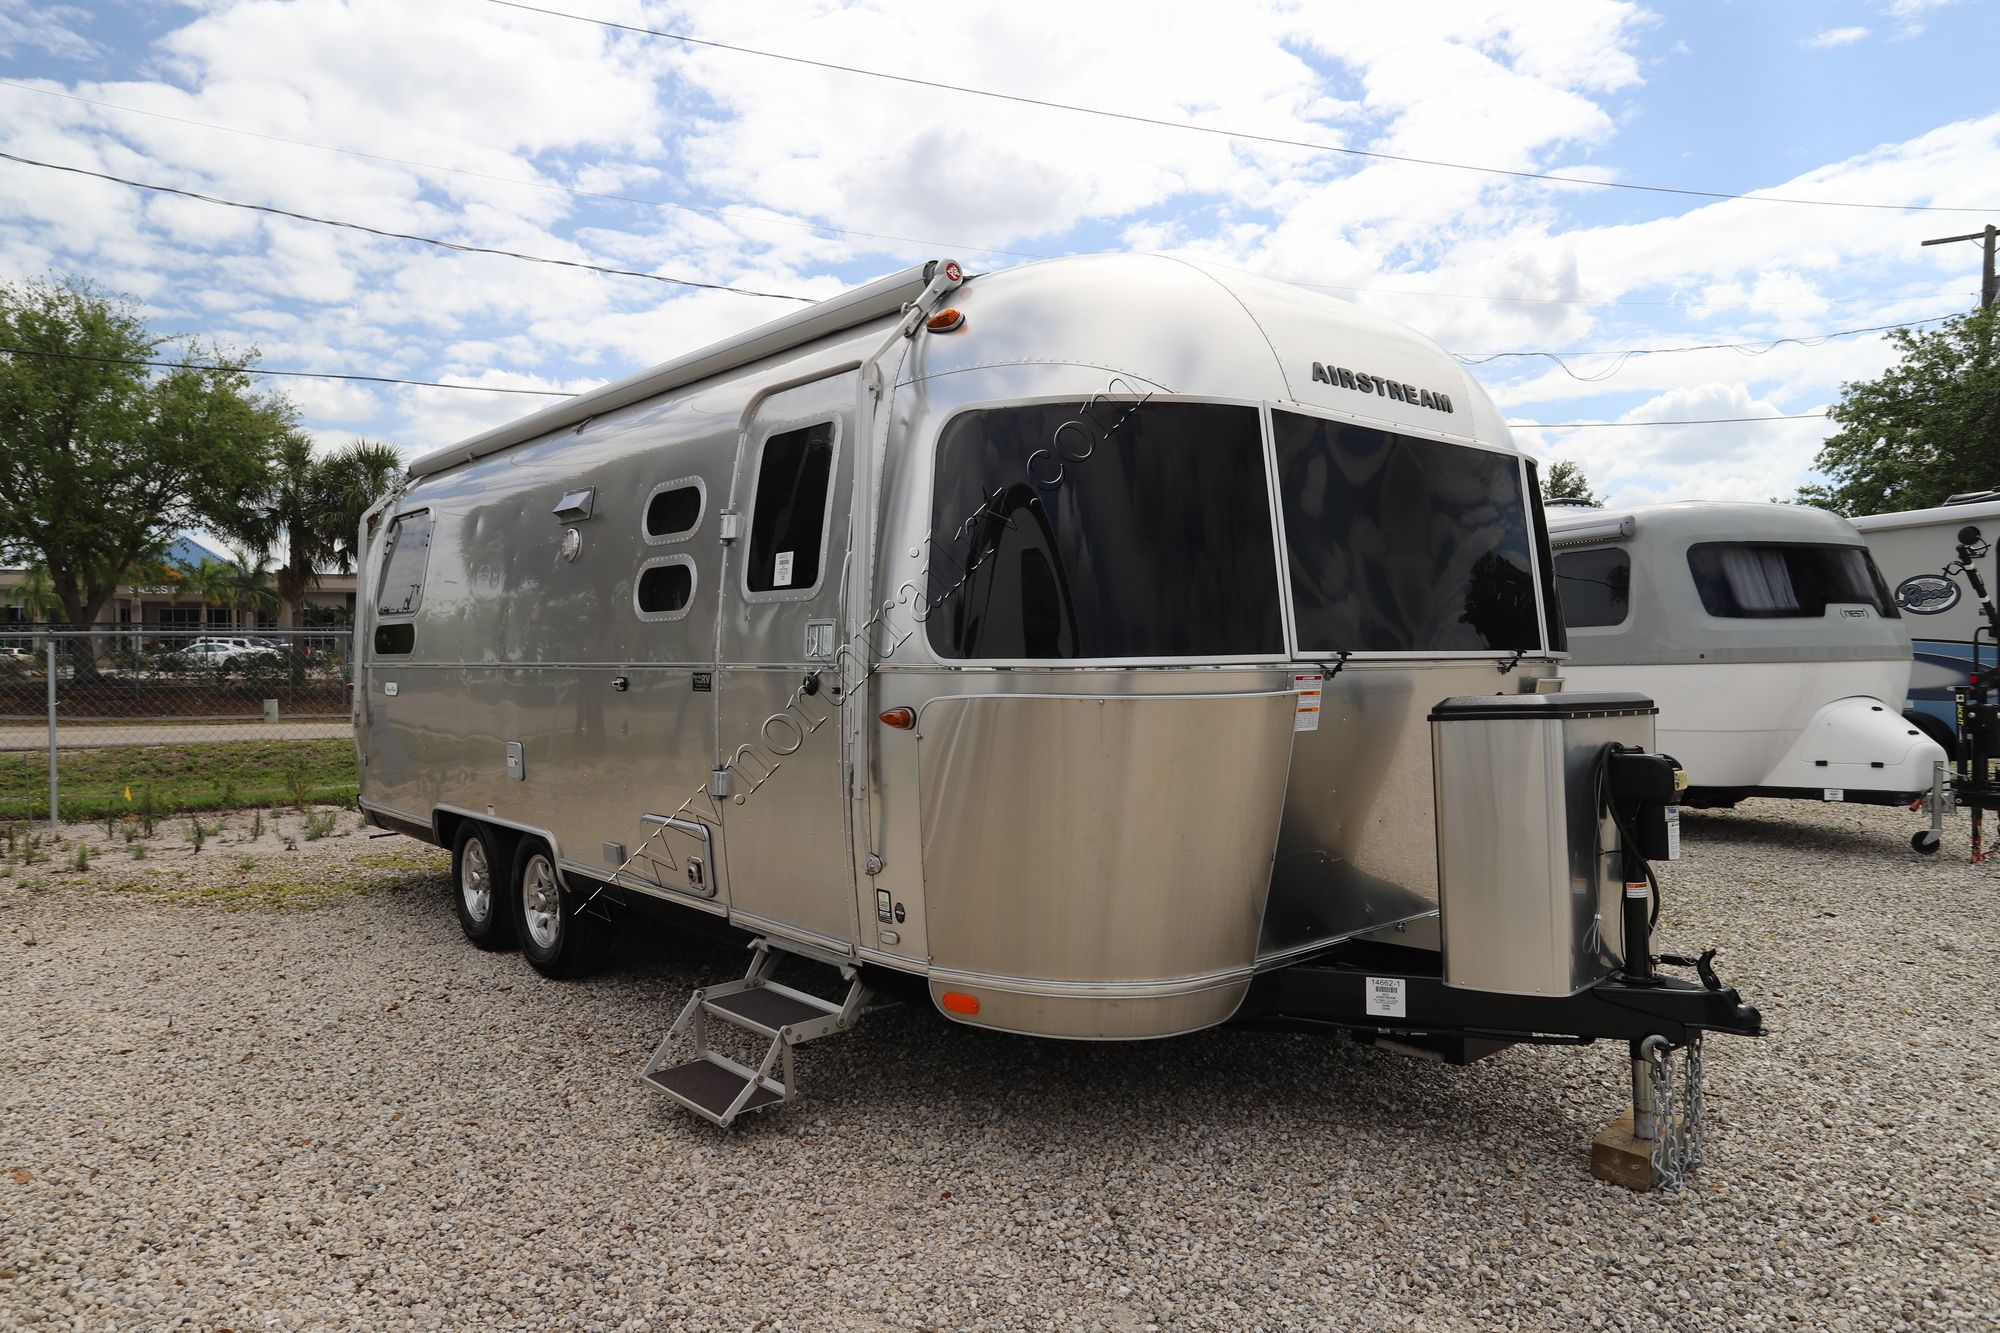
[1,739,357,821]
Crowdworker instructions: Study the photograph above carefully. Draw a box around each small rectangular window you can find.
[1686,542,1899,619]
[376,511,433,617]
[374,622,415,654]
[1554,547,1632,628]
[746,423,835,594]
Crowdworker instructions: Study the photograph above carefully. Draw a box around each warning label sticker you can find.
[1365,976,1406,1018]
[773,551,795,587]
[1823,788,1845,802]
[1293,672,1323,733]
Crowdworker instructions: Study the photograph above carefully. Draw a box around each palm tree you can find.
[178,558,236,629]
[251,433,402,627]
[5,567,65,623]
[219,547,281,627]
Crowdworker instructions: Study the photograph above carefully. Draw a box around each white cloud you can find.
[1803,26,1871,49]
[0,0,1993,514]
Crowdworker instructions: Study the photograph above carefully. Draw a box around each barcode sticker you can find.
[1293,672,1323,733]
[1366,976,1406,1018]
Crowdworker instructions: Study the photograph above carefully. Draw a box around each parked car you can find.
[176,640,282,671]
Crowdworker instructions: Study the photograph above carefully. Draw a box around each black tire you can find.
[1904,709,1957,759]
[451,822,515,950]
[513,842,605,979]
[1911,829,1943,855]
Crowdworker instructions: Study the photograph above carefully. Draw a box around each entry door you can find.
[715,373,860,946]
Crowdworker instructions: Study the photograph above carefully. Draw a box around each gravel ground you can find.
[1,800,1995,1331]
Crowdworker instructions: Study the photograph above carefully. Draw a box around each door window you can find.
[745,422,836,596]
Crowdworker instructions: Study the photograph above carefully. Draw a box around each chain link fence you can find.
[0,628,358,823]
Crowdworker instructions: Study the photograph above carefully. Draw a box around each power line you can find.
[0,79,1046,262]
[0,151,815,301]
[1457,316,1953,382]
[488,0,1995,216]
[6,85,1942,315]
[0,342,572,396]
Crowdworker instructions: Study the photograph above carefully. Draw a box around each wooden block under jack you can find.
[1590,1107,1680,1192]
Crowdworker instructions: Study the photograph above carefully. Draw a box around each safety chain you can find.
[1646,1033,1706,1193]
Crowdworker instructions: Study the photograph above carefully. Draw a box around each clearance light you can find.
[879,707,916,729]
[926,308,966,333]
[941,991,980,1015]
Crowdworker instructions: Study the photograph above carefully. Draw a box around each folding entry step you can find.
[640,938,870,1126]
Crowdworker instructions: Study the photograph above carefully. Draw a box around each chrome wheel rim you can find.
[459,838,492,924]
[522,855,561,950]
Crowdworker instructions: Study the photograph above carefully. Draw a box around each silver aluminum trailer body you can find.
[1547,500,1942,805]
[356,253,1577,1042]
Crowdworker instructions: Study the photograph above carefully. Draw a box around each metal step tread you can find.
[705,983,839,1034]
[643,1058,783,1119]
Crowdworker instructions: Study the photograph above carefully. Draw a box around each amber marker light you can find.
[926,308,965,332]
[941,992,980,1015]
[879,706,916,729]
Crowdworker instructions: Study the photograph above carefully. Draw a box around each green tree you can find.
[1797,306,2000,515]
[184,550,282,629]
[0,275,291,632]
[248,432,402,627]
[1542,458,1598,504]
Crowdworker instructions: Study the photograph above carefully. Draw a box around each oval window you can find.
[635,560,694,618]
[644,482,703,541]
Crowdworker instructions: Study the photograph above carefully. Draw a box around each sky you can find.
[1,0,1996,508]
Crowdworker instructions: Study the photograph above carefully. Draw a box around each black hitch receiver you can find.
[1236,938,1763,1061]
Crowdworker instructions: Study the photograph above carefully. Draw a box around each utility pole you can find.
[1921,224,1998,311]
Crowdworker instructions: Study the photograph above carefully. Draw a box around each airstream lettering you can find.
[359,254,1759,1180]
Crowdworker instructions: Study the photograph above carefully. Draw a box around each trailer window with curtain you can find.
[926,401,1283,659]
[1272,411,1541,653]
[1686,542,1899,619]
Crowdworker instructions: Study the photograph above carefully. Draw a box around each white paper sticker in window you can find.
[773,551,795,587]
[1365,976,1405,1018]
[1293,672,1322,733]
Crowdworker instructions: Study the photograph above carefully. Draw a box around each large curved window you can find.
[1273,411,1539,653]
[1687,542,1898,618]
[925,401,1282,659]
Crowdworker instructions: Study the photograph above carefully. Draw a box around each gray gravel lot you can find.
[2,800,1996,1331]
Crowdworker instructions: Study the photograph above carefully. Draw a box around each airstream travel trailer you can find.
[1547,501,1946,831]
[1851,491,2000,744]
[355,254,1759,1177]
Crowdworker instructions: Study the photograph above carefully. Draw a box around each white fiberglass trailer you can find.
[355,254,1758,1158]
[1850,491,2000,744]
[1548,501,1945,817]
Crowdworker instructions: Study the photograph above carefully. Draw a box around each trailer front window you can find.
[1272,411,1539,653]
[927,401,1282,659]
[1686,542,1899,619]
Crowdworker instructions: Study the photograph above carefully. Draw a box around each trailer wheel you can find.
[1911,829,1943,855]
[451,822,515,950]
[513,843,605,979]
